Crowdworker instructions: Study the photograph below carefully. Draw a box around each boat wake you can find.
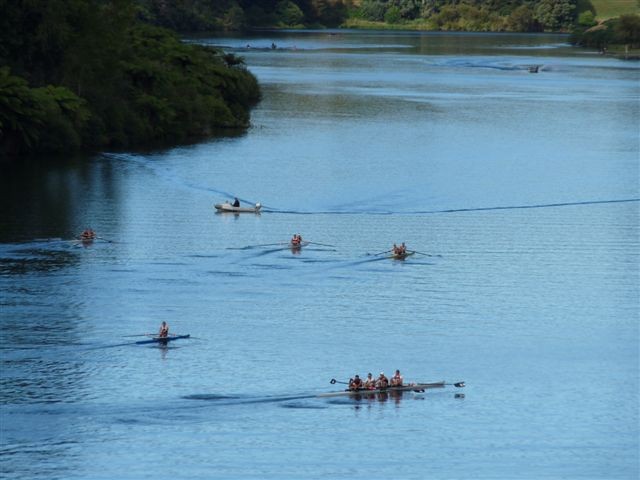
[261,198,639,216]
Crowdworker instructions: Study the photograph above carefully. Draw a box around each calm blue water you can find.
[1,31,639,479]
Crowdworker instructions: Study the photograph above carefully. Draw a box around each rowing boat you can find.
[318,381,445,398]
[135,334,190,345]
[290,241,309,249]
[389,251,415,260]
[214,202,261,213]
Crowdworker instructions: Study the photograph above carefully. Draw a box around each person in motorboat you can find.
[349,375,363,391]
[376,372,389,389]
[390,369,404,387]
[158,321,169,338]
[232,197,240,207]
[363,373,376,389]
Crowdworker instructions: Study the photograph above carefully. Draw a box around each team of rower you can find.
[348,370,404,391]
[291,234,303,246]
[80,228,96,241]
[392,242,407,255]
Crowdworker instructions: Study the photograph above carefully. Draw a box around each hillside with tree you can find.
[0,0,260,157]
[138,0,584,32]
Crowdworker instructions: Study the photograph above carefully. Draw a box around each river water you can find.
[1,31,638,479]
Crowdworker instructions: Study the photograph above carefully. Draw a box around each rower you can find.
[349,375,363,391]
[158,321,169,338]
[390,369,403,387]
[376,372,389,389]
[363,372,375,389]
[291,234,302,246]
[392,243,398,254]
[80,228,96,240]
[232,197,240,207]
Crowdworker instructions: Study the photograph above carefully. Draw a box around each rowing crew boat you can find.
[317,382,447,398]
[135,334,191,345]
[214,202,261,213]
[290,241,309,249]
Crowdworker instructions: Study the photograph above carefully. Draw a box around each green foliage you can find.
[614,13,640,45]
[507,5,540,31]
[0,1,261,156]
[571,13,640,51]
[276,0,305,25]
[534,0,577,30]
[0,68,89,155]
[384,6,401,23]
[359,0,387,21]
[578,10,597,26]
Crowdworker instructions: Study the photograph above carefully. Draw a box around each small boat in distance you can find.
[135,334,191,345]
[528,65,539,73]
[215,202,261,213]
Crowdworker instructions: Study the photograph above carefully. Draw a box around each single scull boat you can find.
[135,334,191,345]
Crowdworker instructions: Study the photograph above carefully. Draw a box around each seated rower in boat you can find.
[376,372,389,389]
[392,243,407,255]
[80,228,96,241]
[232,197,240,207]
[390,369,403,387]
[158,321,169,338]
[291,234,303,247]
[363,372,376,390]
[349,375,363,391]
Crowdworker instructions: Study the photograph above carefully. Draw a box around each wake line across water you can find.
[102,155,637,215]
[262,198,640,216]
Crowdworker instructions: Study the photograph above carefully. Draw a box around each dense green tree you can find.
[577,10,596,27]
[507,5,539,31]
[276,0,305,25]
[0,0,260,156]
[359,0,387,21]
[614,14,640,48]
[534,0,576,31]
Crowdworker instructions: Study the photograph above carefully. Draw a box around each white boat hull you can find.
[214,202,261,213]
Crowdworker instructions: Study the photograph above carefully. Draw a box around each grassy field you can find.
[588,0,640,20]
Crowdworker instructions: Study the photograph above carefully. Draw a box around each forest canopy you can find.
[137,0,583,32]
[0,0,260,156]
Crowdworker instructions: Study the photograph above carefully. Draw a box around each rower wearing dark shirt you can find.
[158,321,169,338]
[349,375,363,391]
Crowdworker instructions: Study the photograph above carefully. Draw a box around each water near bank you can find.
[1,31,638,479]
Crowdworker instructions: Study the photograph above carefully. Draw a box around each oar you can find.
[367,249,392,256]
[122,334,151,337]
[330,378,350,385]
[248,242,289,248]
[96,236,115,243]
[411,250,441,257]
[307,241,336,247]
